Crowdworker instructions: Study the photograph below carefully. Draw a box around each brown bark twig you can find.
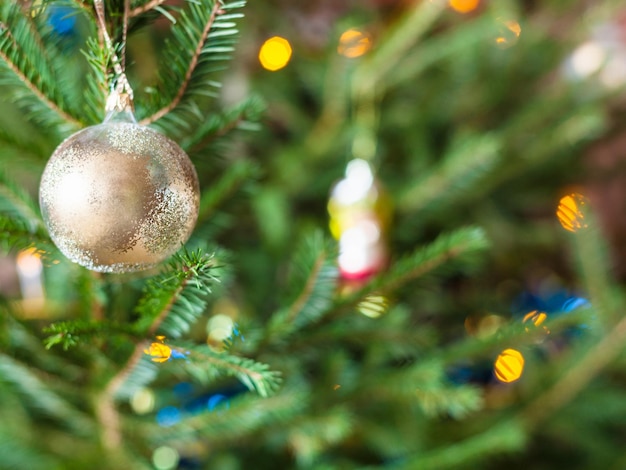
[129,0,168,18]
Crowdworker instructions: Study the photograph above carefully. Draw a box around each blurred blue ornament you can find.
[171,349,188,360]
[447,362,494,386]
[562,296,590,313]
[178,456,203,470]
[47,6,77,36]
[173,382,194,398]
[232,324,245,342]
[512,289,571,317]
[156,406,181,427]
[207,394,229,411]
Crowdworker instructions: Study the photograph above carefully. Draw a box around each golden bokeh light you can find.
[152,446,179,470]
[495,19,522,48]
[557,193,589,232]
[522,310,550,334]
[449,0,479,14]
[464,314,506,339]
[130,388,156,414]
[259,36,292,71]
[207,313,235,343]
[144,341,172,363]
[357,294,388,318]
[338,29,372,58]
[494,348,524,383]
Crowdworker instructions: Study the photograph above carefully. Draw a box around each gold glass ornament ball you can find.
[39,121,200,273]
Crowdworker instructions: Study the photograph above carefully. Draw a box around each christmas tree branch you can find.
[286,253,327,324]
[16,5,49,63]
[0,170,44,231]
[97,251,217,448]
[183,348,281,397]
[354,0,446,93]
[522,313,626,428]
[130,0,168,18]
[267,233,338,339]
[0,24,81,128]
[389,421,525,470]
[152,388,307,444]
[97,343,148,449]
[146,283,185,337]
[521,225,625,427]
[197,159,259,223]
[134,250,218,338]
[139,1,223,126]
[339,227,489,308]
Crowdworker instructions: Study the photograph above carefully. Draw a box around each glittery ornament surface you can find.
[39,122,199,273]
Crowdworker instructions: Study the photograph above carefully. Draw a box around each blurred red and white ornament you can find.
[328,159,391,280]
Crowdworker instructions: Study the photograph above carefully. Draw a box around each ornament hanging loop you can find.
[94,0,135,116]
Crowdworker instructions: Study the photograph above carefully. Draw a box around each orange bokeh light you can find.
[556,193,589,232]
[449,0,479,14]
[338,29,372,58]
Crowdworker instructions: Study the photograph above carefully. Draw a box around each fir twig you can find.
[386,421,526,470]
[0,170,44,232]
[0,354,94,436]
[43,320,136,350]
[182,346,282,397]
[152,388,308,445]
[129,0,168,18]
[268,232,338,337]
[97,250,218,449]
[134,249,219,337]
[286,253,326,323]
[522,313,626,427]
[339,227,489,308]
[0,22,81,128]
[97,344,147,449]
[139,0,223,126]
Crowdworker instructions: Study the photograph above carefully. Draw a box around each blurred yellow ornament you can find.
[338,29,372,58]
[556,193,588,232]
[144,341,172,363]
[494,348,524,383]
[259,36,292,71]
[449,0,479,14]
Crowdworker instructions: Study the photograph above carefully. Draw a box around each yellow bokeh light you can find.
[557,193,589,232]
[144,341,172,363]
[523,310,549,330]
[338,29,372,58]
[494,348,524,383]
[207,313,235,343]
[495,19,522,48]
[449,0,479,14]
[130,388,156,414]
[259,36,292,71]
[152,446,179,470]
[357,294,388,318]
[465,314,506,339]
